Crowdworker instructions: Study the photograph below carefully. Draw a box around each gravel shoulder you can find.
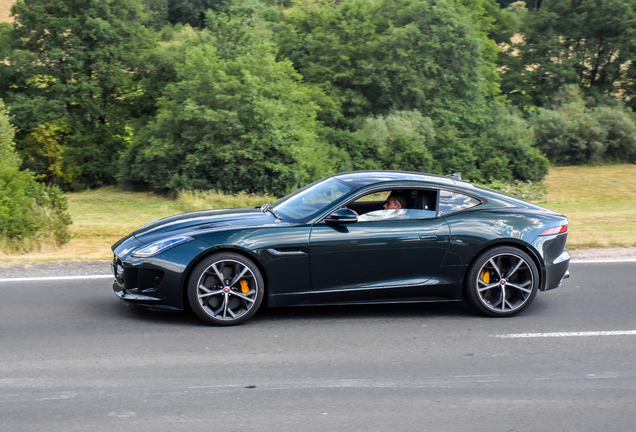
[1,248,635,279]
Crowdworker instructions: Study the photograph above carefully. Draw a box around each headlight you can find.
[132,235,194,258]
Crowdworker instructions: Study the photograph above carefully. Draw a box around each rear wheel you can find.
[187,252,264,326]
[465,246,539,317]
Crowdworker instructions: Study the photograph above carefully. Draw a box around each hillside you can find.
[0,0,13,22]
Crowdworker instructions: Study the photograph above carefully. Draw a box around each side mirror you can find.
[324,208,358,224]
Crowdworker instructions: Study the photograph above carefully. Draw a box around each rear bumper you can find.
[543,249,570,291]
[531,232,570,291]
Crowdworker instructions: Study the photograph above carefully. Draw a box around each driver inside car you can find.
[357,191,409,221]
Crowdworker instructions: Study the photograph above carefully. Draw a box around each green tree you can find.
[142,0,169,30]
[501,0,636,109]
[0,99,71,251]
[167,0,228,27]
[279,0,500,130]
[476,104,548,181]
[120,20,339,195]
[27,120,74,186]
[530,86,636,165]
[0,0,156,189]
[351,111,436,172]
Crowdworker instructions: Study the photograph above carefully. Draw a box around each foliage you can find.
[500,0,636,109]
[477,178,547,202]
[351,111,436,172]
[0,100,71,252]
[427,105,548,182]
[530,87,636,165]
[278,0,499,130]
[167,0,228,27]
[27,120,74,186]
[0,0,157,190]
[142,0,169,30]
[120,13,339,195]
[476,104,549,181]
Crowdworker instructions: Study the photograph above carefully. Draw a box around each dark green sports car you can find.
[112,171,570,325]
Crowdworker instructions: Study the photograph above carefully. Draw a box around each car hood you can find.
[132,207,279,244]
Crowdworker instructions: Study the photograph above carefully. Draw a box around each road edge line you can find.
[0,275,113,283]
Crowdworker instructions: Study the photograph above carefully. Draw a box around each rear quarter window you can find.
[438,190,481,216]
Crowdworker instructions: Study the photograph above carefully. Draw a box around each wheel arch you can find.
[462,240,546,296]
[180,245,270,310]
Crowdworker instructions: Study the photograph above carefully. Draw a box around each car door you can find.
[308,213,450,302]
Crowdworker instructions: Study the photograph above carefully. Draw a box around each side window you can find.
[349,189,436,222]
[438,190,480,216]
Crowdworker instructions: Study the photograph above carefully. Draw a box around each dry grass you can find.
[543,164,636,249]
[0,188,182,265]
[0,0,14,22]
[177,190,271,213]
[0,187,273,265]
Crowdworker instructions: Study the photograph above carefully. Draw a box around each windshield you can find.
[272,177,352,222]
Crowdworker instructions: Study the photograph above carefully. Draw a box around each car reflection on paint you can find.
[112,171,570,325]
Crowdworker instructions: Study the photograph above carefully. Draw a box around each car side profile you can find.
[112,171,570,325]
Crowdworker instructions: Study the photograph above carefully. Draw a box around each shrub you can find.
[477,178,547,203]
[332,111,436,173]
[530,86,636,165]
[476,104,549,182]
[429,106,548,183]
[0,100,71,253]
[120,39,339,196]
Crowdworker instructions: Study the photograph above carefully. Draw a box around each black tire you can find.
[464,246,539,317]
[187,252,264,326]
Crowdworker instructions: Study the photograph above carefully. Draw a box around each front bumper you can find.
[111,234,210,311]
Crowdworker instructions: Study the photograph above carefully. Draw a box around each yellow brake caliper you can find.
[480,270,490,284]
[240,280,249,293]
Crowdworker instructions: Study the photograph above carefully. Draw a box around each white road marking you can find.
[495,330,636,339]
[570,259,636,264]
[0,275,112,283]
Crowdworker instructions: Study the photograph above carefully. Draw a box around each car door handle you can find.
[419,235,437,241]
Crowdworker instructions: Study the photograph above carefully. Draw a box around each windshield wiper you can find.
[259,203,281,221]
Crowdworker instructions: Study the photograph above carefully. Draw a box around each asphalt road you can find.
[1,261,635,432]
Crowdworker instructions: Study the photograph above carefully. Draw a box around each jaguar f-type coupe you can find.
[112,171,570,325]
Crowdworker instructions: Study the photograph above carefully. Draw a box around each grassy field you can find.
[1,165,635,265]
[543,164,636,249]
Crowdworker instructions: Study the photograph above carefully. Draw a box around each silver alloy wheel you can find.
[475,252,535,313]
[196,258,259,321]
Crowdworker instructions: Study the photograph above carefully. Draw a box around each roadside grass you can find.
[0,188,272,265]
[543,164,636,249]
[1,164,635,265]
[177,190,272,212]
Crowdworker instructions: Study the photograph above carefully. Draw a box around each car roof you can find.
[333,170,471,189]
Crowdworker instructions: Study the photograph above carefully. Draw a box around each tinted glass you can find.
[272,178,352,221]
[438,190,480,216]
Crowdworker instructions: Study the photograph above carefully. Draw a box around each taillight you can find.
[539,224,568,236]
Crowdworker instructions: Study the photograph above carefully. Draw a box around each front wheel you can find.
[187,252,264,326]
[464,246,539,317]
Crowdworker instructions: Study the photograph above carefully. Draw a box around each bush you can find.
[476,104,549,182]
[329,111,436,173]
[530,86,636,165]
[428,106,548,183]
[120,40,339,196]
[353,111,436,173]
[477,178,547,203]
[0,100,71,253]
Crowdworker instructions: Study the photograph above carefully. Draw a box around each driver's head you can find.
[384,191,407,209]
